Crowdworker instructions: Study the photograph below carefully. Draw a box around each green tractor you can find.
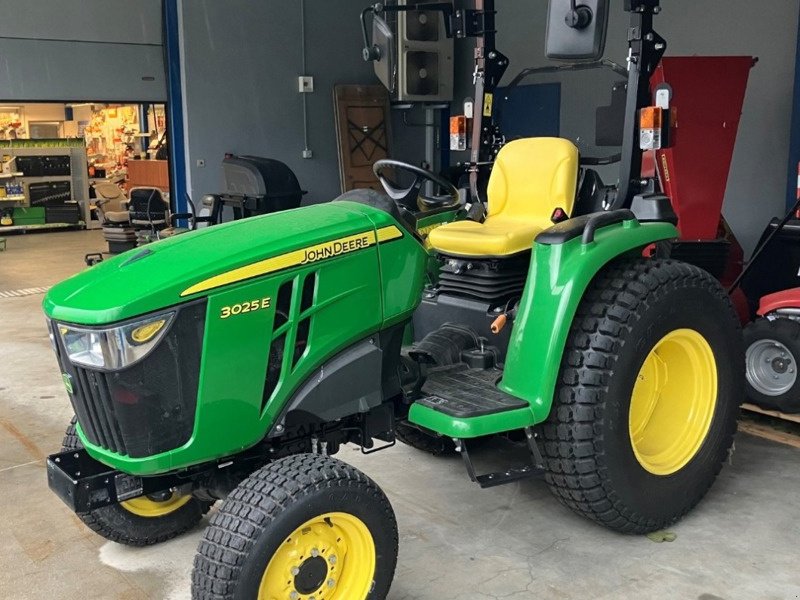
[45,1,743,598]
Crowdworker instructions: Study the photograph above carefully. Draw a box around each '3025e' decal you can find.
[220,297,272,319]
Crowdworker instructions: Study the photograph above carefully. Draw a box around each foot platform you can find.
[417,366,527,418]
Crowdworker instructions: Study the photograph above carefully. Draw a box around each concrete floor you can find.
[1,230,800,600]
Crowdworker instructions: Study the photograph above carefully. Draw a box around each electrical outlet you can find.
[298,76,314,93]
[302,149,313,159]
[196,159,206,168]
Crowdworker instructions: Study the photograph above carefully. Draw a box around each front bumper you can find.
[47,448,181,513]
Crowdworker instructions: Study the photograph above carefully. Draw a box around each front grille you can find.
[57,301,206,458]
[72,367,128,454]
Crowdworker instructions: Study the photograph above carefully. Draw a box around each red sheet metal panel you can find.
[652,56,756,240]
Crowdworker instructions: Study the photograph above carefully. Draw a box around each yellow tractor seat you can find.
[429,137,579,257]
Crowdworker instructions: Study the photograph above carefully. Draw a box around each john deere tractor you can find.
[45,1,743,598]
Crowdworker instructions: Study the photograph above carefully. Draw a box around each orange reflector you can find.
[450,116,467,151]
[640,106,663,129]
[450,115,467,135]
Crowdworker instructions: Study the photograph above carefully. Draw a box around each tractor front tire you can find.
[543,259,743,534]
[192,454,398,600]
[62,417,211,546]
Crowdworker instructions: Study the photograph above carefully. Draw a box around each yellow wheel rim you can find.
[258,512,376,600]
[120,492,192,518]
[629,329,718,476]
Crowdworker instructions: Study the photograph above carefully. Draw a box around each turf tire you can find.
[191,453,398,600]
[62,417,211,546]
[542,259,743,534]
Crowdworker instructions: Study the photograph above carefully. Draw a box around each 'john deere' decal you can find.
[181,225,403,297]
[300,234,371,265]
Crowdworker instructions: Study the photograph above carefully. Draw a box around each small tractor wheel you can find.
[192,453,398,600]
[62,417,212,546]
[396,421,458,455]
[744,317,800,412]
[543,259,743,534]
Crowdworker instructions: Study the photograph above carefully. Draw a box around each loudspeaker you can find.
[396,1,454,102]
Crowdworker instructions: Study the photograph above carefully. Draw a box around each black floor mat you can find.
[418,365,528,418]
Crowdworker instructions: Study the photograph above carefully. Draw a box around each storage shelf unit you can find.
[0,139,89,231]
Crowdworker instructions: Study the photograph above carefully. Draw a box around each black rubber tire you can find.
[743,317,800,413]
[62,417,211,546]
[192,453,398,600]
[542,259,743,534]
[395,421,458,455]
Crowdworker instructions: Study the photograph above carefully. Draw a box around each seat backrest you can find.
[486,138,579,224]
[93,182,128,213]
[128,187,169,224]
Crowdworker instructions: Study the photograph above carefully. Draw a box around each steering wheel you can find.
[373,159,460,212]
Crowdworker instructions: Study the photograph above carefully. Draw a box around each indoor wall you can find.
[178,0,425,204]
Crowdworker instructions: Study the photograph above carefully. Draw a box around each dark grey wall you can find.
[179,0,423,203]
[0,0,166,102]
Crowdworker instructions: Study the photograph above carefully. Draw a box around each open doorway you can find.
[0,101,169,235]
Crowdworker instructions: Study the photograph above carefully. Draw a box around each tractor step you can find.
[455,427,545,489]
[418,365,527,417]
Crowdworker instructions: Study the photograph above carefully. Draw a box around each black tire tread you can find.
[62,417,211,546]
[542,259,739,534]
[192,453,398,600]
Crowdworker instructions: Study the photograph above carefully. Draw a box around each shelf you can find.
[0,172,24,179]
[0,222,85,234]
[0,195,25,202]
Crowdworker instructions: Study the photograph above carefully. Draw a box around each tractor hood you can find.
[44,202,394,325]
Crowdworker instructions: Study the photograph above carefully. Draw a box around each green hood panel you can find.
[44,202,395,325]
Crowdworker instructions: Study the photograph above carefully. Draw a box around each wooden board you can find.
[742,403,800,425]
[738,421,800,450]
[333,85,391,193]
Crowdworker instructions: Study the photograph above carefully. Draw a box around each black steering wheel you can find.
[373,159,460,212]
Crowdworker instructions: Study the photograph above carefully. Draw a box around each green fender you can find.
[410,218,677,439]
[499,218,678,423]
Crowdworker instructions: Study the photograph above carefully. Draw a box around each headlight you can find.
[58,312,175,370]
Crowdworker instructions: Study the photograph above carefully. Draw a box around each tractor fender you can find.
[498,217,678,423]
[757,287,800,316]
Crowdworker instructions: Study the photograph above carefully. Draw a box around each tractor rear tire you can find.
[543,259,743,534]
[192,453,398,600]
[744,317,800,413]
[62,417,211,546]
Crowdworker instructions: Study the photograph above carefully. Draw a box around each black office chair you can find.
[128,187,170,246]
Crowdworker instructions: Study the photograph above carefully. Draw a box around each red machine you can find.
[735,165,800,413]
[650,56,756,302]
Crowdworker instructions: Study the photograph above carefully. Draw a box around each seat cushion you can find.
[428,216,545,257]
[104,211,130,224]
[429,137,579,258]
